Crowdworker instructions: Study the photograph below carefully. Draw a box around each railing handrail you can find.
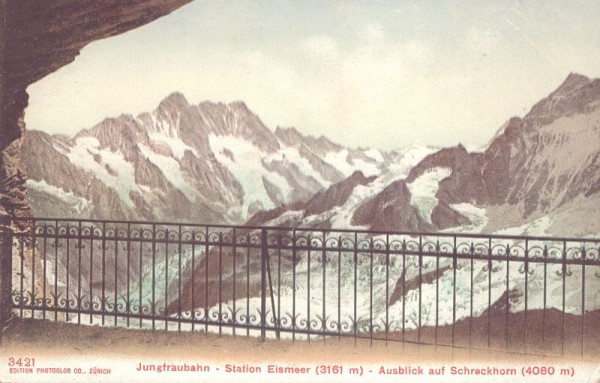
[9,216,600,244]
[5,216,599,358]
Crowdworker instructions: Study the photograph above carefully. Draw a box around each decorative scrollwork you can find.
[220,306,234,323]
[294,235,308,248]
[104,227,116,239]
[93,226,104,238]
[528,246,545,259]
[325,237,340,249]
[372,239,387,251]
[405,240,419,253]
[156,229,168,241]
[194,307,207,321]
[449,259,463,270]
[389,239,404,252]
[482,261,500,273]
[545,246,561,259]
[556,264,573,277]
[168,230,181,242]
[57,225,69,236]
[508,245,525,258]
[423,241,438,253]
[568,247,584,261]
[456,242,473,255]
[309,316,322,331]
[518,263,535,275]
[473,243,489,257]
[116,227,129,239]
[585,247,598,261]
[310,237,324,249]
[279,313,299,330]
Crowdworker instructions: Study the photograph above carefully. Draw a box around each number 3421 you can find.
[8,357,36,367]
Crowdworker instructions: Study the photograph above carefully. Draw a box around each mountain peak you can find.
[229,100,248,107]
[523,72,599,125]
[556,72,591,94]
[159,92,189,110]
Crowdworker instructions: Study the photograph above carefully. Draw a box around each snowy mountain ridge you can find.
[246,73,600,238]
[24,94,430,224]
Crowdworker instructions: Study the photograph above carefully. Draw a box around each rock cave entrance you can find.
[0,0,192,220]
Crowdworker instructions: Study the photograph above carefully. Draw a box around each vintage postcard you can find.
[1,1,599,382]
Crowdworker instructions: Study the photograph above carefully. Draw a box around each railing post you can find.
[0,216,13,345]
[260,228,267,342]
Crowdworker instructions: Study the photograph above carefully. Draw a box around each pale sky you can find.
[25,0,600,150]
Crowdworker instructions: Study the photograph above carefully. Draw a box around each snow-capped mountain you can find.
[23,93,422,224]
[248,73,600,238]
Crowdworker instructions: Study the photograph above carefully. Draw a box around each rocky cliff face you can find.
[0,0,192,219]
[24,93,409,224]
[483,74,600,220]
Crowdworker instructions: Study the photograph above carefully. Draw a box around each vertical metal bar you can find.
[206,226,210,336]
[191,230,196,333]
[54,220,58,322]
[89,225,94,324]
[542,244,547,350]
[505,243,510,351]
[581,246,586,358]
[31,220,36,320]
[524,238,529,354]
[0,216,13,344]
[42,223,47,320]
[178,224,182,333]
[337,235,341,342]
[369,237,374,346]
[418,236,422,344]
[232,227,236,337]
[322,231,326,343]
[353,232,358,345]
[138,227,143,329]
[77,221,82,325]
[469,241,473,350]
[66,224,70,323]
[114,225,118,326]
[245,231,249,337]
[101,222,106,326]
[20,232,24,318]
[152,223,156,331]
[126,222,131,328]
[217,232,222,336]
[260,228,267,341]
[435,239,439,347]
[165,228,169,331]
[266,238,278,339]
[218,229,224,336]
[307,234,311,343]
[277,234,281,340]
[386,234,390,345]
[292,229,296,342]
[402,238,407,344]
[40,221,50,319]
[561,240,566,356]
[452,236,457,347]
[487,237,492,349]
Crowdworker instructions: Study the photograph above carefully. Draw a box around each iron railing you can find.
[3,217,600,358]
